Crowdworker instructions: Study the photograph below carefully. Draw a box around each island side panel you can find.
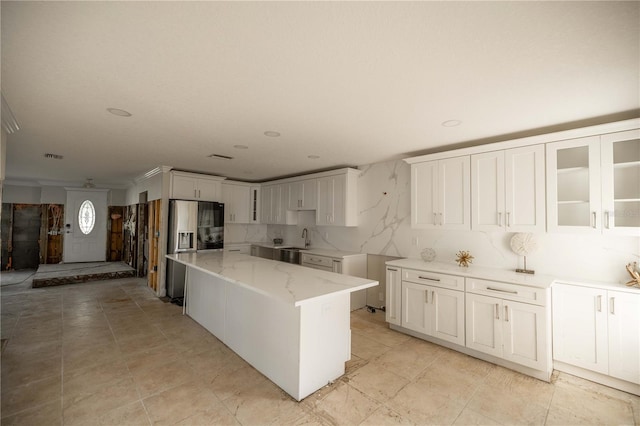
[298,293,351,400]
[224,281,303,400]
[185,266,226,341]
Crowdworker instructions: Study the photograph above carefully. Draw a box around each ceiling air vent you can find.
[44,153,64,160]
[207,154,233,160]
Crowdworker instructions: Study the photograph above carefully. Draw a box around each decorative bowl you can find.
[421,248,437,262]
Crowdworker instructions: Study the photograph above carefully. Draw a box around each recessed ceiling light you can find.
[442,120,462,127]
[107,108,132,117]
[264,131,280,137]
[308,155,320,159]
[233,144,249,149]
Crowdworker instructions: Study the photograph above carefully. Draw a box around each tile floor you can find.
[1,276,639,425]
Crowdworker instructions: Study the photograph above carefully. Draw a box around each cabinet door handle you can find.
[486,286,517,294]
[431,290,435,304]
[591,211,597,228]
[504,305,509,322]
[439,212,443,226]
[387,268,398,272]
[425,289,429,304]
[194,189,198,198]
[605,211,610,229]
[597,295,602,312]
[495,303,500,320]
[497,212,502,226]
[610,297,615,315]
[418,276,440,282]
[506,212,511,227]
[433,213,437,224]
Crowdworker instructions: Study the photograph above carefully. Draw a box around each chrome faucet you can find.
[301,228,310,248]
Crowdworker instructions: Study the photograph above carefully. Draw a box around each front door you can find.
[63,188,109,263]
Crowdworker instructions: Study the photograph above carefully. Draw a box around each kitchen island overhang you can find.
[167,251,378,401]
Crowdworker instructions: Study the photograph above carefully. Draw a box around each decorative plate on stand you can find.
[510,233,537,274]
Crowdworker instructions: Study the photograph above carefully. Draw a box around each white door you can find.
[465,293,502,358]
[438,156,470,230]
[63,188,109,263]
[432,287,465,345]
[471,151,505,231]
[411,161,439,228]
[505,145,546,232]
[552,283,608,374]
[401,282,429,334]
[608,290,640,384]
[502,300,546,370]
[385,267,402,326]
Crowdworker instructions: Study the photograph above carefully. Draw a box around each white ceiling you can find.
[2,1,638,188]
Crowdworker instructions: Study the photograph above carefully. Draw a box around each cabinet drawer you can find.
[301,253,333,268]
[466,278,547,306]
[402,269,464,291]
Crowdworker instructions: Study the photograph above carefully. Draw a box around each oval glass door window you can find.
[78,200,96,235]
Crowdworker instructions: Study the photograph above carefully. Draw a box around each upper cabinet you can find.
[222,182,251,224]
[547,130,639,235]
[261,184,296,225]
[601,129,640,234]
[316,169,359,226]
[289,179,317,210]
[170,171,224,201]
[472,145,545,232]
[411,156,470,230]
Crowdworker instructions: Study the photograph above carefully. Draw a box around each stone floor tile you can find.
[346,362,410,403]
[62,377,140,426]
[142,380,222,425]
[311,381,379,426]
[0,399,62,426]
[1,374,62,418]
[359,406,414,425]
[387,380,466,425]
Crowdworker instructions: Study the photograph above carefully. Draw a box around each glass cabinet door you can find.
[601,130,640,235]
[546,136,601,233]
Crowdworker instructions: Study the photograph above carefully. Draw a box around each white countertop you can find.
[168,251,378,306]
[386,258,556,289]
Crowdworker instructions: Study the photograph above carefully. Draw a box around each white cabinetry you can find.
[222,182,251,224]
[385,266,401,326]
[553,283,640,393]
[465,278,548,371]
[261,184,296,225]
[317,170,358,226]
[300,251,367,310]
[466,292,546,371]
[170,171,224,201]
[546,136,602,233]
[400,270,465,346]
[601,129,640,234]
[471,145,545,232]
[289,179,317,210]
[410,156,470,230]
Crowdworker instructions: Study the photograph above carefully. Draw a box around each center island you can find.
[166,250,379,401]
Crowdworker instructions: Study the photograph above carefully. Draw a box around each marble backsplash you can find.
[234,159,639,285]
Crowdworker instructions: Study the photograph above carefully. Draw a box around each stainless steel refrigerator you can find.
[166,200,225,300]
[166,200,198,299]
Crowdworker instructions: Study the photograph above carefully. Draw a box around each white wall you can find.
[269,159,639,285]
[2,185,41,204]
[125,172,163,204]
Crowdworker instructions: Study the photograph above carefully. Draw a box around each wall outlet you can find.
[412,236,419,246]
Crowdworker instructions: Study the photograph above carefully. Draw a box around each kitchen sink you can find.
[276,247,308,264]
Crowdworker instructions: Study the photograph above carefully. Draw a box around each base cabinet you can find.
[385,267,401,326]
[553,283,640,388]
[399,271,465,346]
[466,289,547,371]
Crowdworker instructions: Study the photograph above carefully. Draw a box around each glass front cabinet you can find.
[546,130,640,235]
